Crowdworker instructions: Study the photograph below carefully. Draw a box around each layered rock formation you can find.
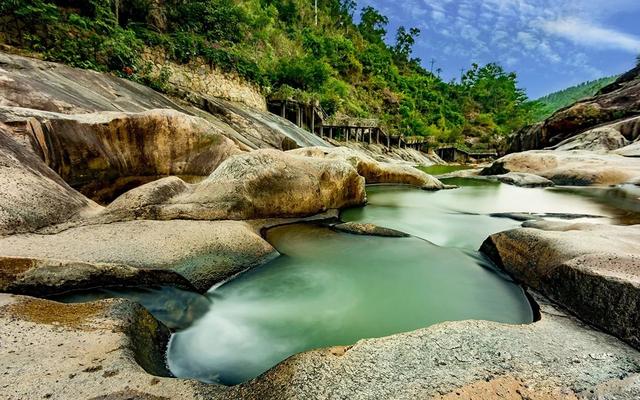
[288,147,445,190]
[0,127,100,235]
[0,51,326,151]
[482,222,640,350]
[0,106,241,202]
[508,67,640,153]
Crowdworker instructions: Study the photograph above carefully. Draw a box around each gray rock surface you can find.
[481,222,640,349]
[490,172,555,187]
[0,294,224,400]
[548,126,629,152]
[482,150,640,185]
[0,220,277,292]
[331,222,410,237]
[0,256,195,296]
[95,149,366,223]
[0,127,100,236]
[0,51,327,151]
[288,146,444,190]
[507,67,640,153]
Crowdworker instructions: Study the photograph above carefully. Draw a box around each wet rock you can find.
[0,294,224,399]
[332,222,410,238]
[481,150,640,185]
[230,294,640,399]
[489,212,604,222]
[0,220,277,292]
[481,222,640,349]
[489,172,555,187]
[288,147,444,190]
[0,256,196,296]
[0,126,100,236]
[0,106,240,203]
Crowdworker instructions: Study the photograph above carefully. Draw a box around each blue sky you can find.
[356,0,640,98]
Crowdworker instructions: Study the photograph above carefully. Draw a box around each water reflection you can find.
[167,223,533,385]
[342,180,626,249]
[51,286,210,330]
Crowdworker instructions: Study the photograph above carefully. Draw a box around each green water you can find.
[417,164,472,176]
[343,179,627,249]
[54,180,637,386]
[166,222,533,385]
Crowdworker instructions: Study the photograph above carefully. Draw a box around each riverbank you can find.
[1,52,640,399]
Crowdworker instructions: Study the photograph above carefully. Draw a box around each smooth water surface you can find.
[343,179,627,249]
[56,180,636,387]
[417,164,472,176]
[167,223,533,385]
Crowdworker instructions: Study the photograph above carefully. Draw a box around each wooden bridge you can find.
[267,98,428,150]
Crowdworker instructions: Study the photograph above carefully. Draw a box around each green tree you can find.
[358,6,388,44]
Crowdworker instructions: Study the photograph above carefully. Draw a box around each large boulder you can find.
[481,150,640,185]
[0,127,100,236]
[98,149,367,222]
[481,222,640,349]
[0,220,277,292]
[0,106,241,203]
[0,294,224,399]
[548,126,629,152]
[287,146,444,189]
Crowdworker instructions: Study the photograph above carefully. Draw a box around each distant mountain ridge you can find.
[532,76,619,122]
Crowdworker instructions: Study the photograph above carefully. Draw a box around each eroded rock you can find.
[0,106,240,203]
[0,294,224,399]
[481,222,640,349]
[331,222,410,238]
[0,127,100,236]
[288,146,444,190]
[482,150,640,185]
[230,295,640,399]
[98,149,367,223]
[0,220,277,292]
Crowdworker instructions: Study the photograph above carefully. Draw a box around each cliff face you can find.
[508,66,640,153]
[0,51,326,151]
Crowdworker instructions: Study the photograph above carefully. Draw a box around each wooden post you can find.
[376,128,380,144]
[387,134,390,148]
[281,102,285,118]
[368,129,372,144]
[346,128,349,143]
[311,111,315,135]
[329,127,333,139]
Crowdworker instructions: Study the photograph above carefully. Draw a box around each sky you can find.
[356,0,640,98]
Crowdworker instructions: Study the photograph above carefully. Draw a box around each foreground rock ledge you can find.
[0,220,277,293]
[2,292,639,399]
[0,294,222,400]
[481,222,640,350]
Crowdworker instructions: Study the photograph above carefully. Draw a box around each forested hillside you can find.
[1,0,538,146]
[531,76,618,122]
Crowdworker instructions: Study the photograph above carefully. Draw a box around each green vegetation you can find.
[0,0,539,146]
[530,76,618,122]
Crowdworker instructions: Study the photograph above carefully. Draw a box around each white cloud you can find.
[541,17,640,54]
